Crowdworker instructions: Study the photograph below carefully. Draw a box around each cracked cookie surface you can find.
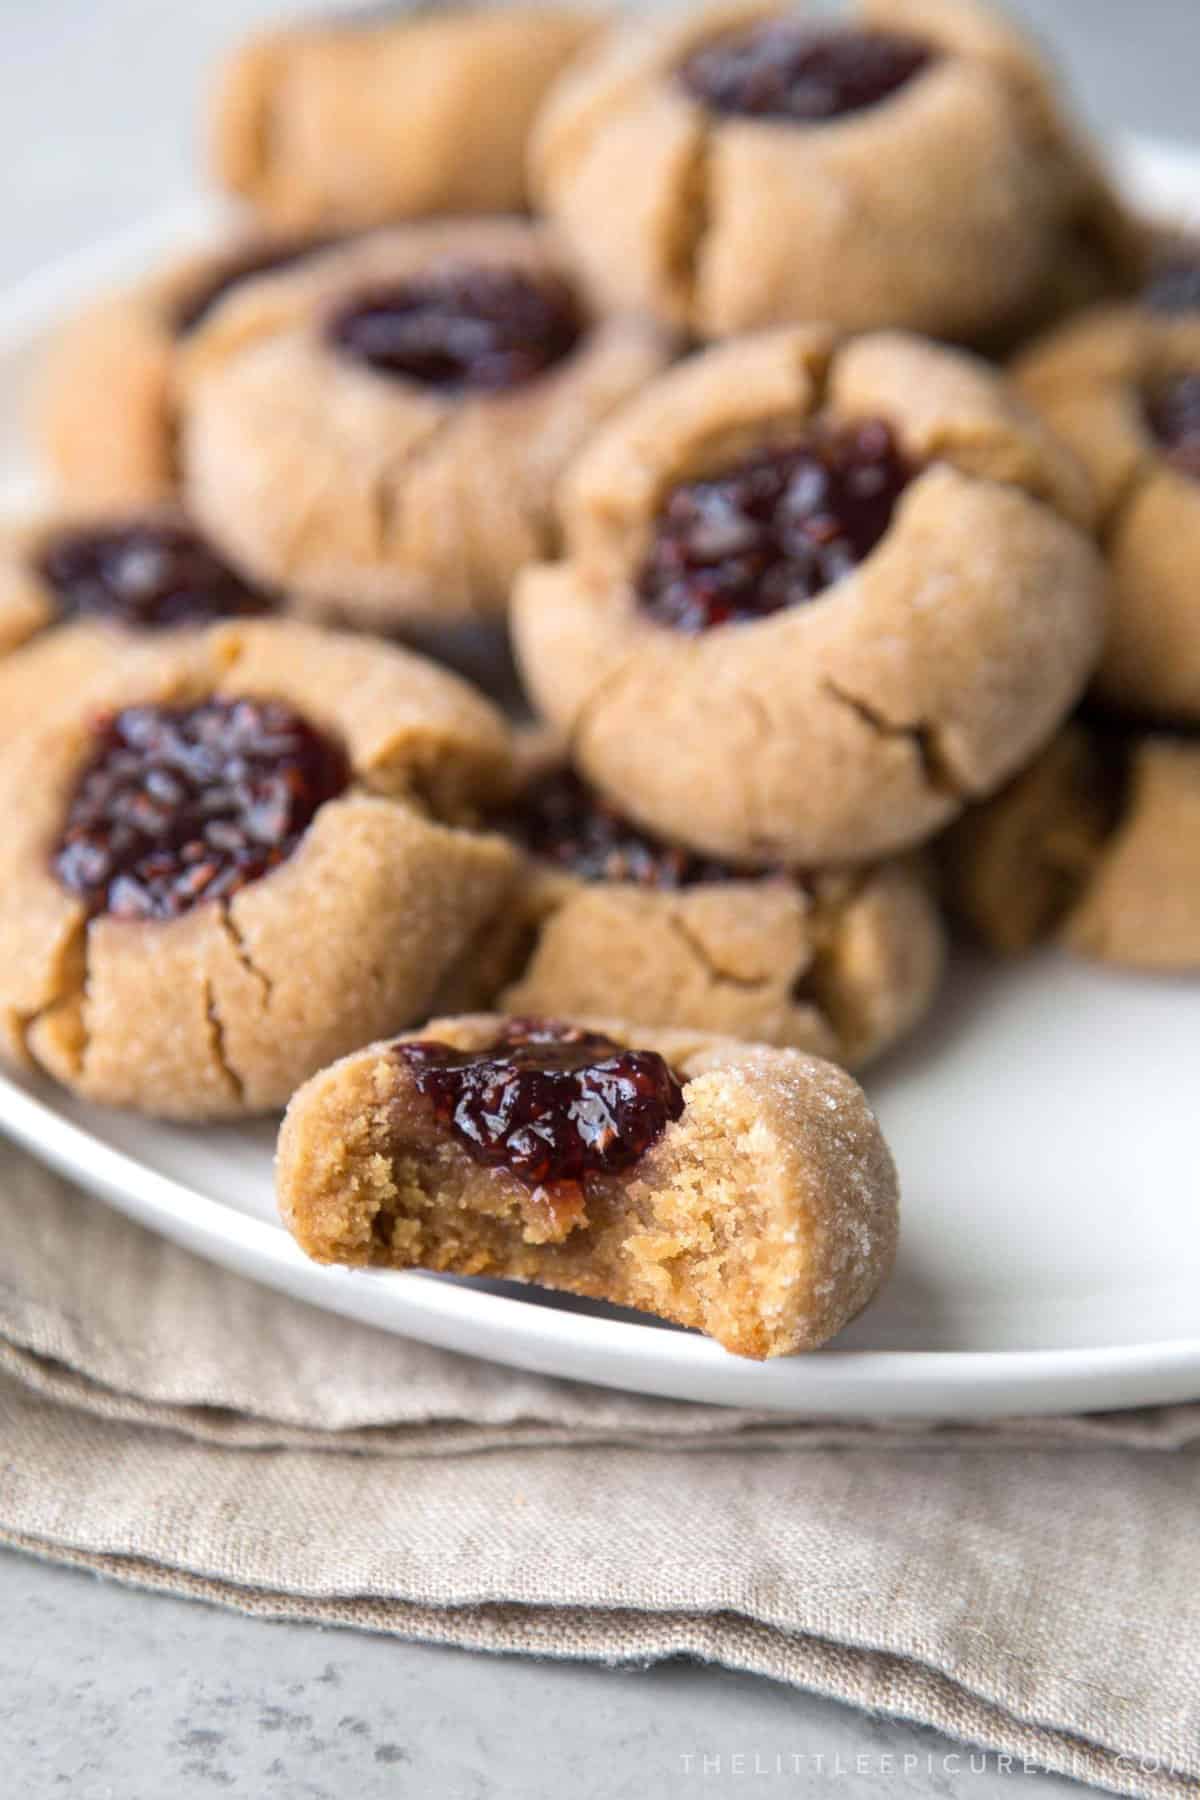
[277,1012,900,1359]
[1017,304,1200,721]
[530,0,1137,342]
[0,620,520,1118]
[178,219,675,626]
[492,762,945,1068]
[512,325,1107,865]
[212,6,597,231]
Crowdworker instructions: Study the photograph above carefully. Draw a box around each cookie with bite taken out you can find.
[277,1013,900,1359]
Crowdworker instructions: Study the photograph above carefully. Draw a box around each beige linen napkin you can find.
[1,1147,1197,1799]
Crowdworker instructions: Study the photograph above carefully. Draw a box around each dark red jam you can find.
[638,419,913,632]
[326,266,582,392]
[1145,373,1200,482]
[53,699,349,921]
[506,767,750,888]
[396,1020,685,1192]
[173,237,333,336]
[1144,244,1200,314]
[37,520,274,631]
[679,22,933,122]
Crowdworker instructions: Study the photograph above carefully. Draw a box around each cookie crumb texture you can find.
[277,1015,900,1359]
[530,0,1131,341]
[0,621,521,1118]
[514,325,1106,865]
[178,219,674,627]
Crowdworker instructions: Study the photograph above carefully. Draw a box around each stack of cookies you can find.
[0,0,1189,1359]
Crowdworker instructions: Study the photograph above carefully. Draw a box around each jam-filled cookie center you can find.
[38,521,273,631]
[637,419,914,632]
[679,21,935,122]
[1145,372,1200,482]
[173,236,332,336]
[506,768,754,888]
[396,1020,685,1194]
[326,265,583,392]
[53,699,350,920]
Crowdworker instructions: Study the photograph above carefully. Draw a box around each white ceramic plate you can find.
[0,140,1197,1418]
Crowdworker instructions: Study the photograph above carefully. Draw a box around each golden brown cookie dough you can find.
[1017,305,1200,721]
[530,0,1136,342]
[0,620,521,1119]
[178,219,675,627]
[944,722,1200,970]
[513,325,1107,866]
[0,505,278,741]
[492,764,944,1068]
[213,6,599,231]
[277,1013,900,1359]
[40,233,336,506]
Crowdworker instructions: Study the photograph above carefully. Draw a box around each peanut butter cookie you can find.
[179,219,675,627]
[0,621,520,1119]
[530,0,1135,342]
[513,325,1107,866]
[213,6,598,231]
[0,506,279,742]
[1017,303,1200,721]
[493,764,944,1068]
[277,1013,899,1359]
[40,232,335,505]
[945,722,1200,971]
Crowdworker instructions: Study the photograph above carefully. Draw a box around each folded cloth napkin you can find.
[1,1149,1196,1799]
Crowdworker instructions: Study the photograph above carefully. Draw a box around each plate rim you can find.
[1,1059,1197,1418]
[1,134,1198,1418]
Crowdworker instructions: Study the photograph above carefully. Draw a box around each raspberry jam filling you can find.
[396,1020,685,1199]
[53,699,349,921]
[506,768,751,888]
[38,521,274,631]
[679,22,934,122]
[638,420,914,632]
[326,266,582,391]
[173,237,332,336]
[1145,373,1200,482]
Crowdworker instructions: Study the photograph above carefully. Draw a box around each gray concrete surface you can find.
[2,1550,1091,1800]
[0,2,1192,1794]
